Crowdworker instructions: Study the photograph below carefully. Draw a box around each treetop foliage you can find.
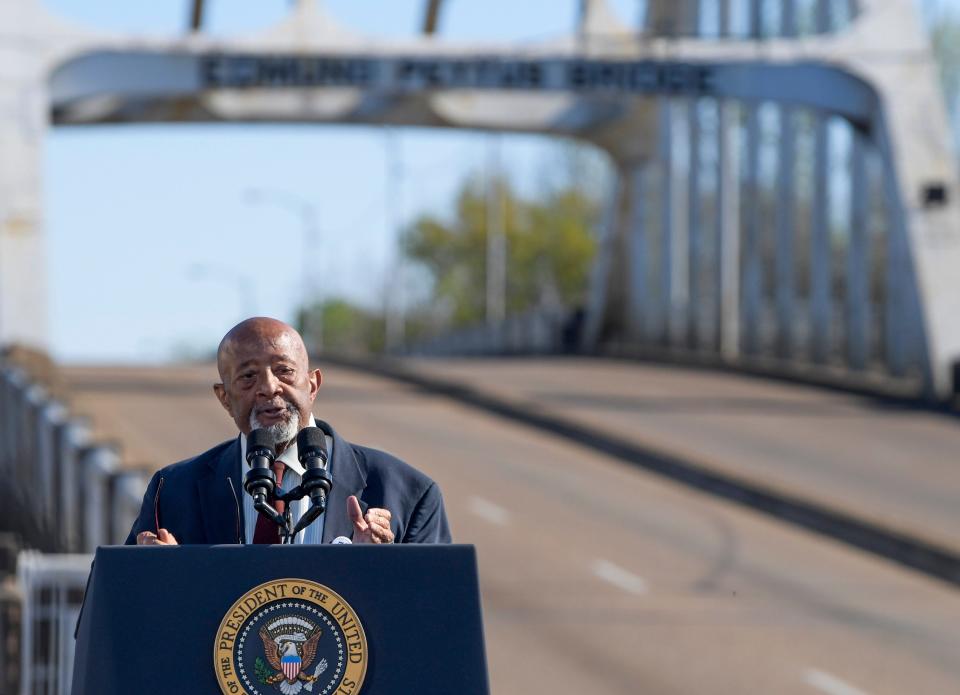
[402,175,599,328]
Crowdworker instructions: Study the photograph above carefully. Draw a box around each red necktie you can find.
[253,461,286,544]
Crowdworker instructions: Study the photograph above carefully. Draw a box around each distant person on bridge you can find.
[126,317,451,545]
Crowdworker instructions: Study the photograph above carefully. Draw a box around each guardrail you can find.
[17,551,91,695]
[0,360,147,693]
[406,308,576,357]
[0,363,144,553]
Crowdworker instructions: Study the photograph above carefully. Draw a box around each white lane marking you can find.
[468,496,510,526]
[591,559,648,595]
[804,669,870,695]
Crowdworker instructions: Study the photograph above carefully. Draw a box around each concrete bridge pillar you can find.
[0,1,96,350]
[0,5,50,349]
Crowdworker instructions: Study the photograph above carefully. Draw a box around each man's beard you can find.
[249,400,300,447]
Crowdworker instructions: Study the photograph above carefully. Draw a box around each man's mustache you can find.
[251,400,297,420]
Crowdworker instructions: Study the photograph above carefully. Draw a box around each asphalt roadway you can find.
[62,361,960,695]
[401,357,960,557]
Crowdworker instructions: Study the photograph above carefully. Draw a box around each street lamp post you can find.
[243,188,323,353]
[384,128,406,352]
[486,135,506,327]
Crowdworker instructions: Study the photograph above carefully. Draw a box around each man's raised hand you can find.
[347,495,395,544]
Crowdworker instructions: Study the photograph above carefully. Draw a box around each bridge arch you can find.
[2,0,958,398]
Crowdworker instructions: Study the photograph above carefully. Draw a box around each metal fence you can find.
[642,0,861,39]
[406,307,576,357]
[0,361,146,694]
[16,552,91,695]
[0,364,143,553]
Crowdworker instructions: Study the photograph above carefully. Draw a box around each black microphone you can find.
[291,426,333,536]
[244,428,277,507]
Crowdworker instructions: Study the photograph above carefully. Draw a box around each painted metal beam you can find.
[718,99,740,358]
[50,53,883,130]
[742,103,762,355]
[810,114,832,364]
[782,0,798,38]
[688,98,703,347]
[659,98,675,346]
[816,0,833,33]
[669,100,690,347]
[749,0,763,39]
[718,0,731,38]
[776,105,797,358]
[189,0,205,33]
[847,128,870,369]
[423,0,444,35]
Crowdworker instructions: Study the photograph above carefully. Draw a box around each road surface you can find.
[404,357,960,555]
[61,361,960,694]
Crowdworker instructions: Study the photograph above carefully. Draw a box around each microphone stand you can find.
[272,489,299,545]
[271,481,326,544]
[252,495,291,542]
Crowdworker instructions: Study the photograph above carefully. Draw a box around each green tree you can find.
[402,175,598,330]
[297,298,385,355]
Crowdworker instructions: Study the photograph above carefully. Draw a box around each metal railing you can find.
[641,0,861,38]
[17,552,91,695]
[0,360,147,694]
[406,307,576,357]
[0,363,144,554]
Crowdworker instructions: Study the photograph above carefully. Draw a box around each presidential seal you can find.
[215,579,367,695]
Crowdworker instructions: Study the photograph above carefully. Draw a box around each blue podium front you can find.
[72,545,489,695]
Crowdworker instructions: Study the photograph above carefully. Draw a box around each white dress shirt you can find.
[238,416,332,544]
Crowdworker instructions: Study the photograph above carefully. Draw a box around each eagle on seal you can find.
[260,623,323,694]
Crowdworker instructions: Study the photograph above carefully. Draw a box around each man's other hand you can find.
[347,496,395,544]
[136,529,179,545]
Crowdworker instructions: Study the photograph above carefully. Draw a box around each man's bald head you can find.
[213,317,321,443]
[216,317,309,382]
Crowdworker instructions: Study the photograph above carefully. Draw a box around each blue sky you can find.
[39,0,946,362]
[43,0,634,363]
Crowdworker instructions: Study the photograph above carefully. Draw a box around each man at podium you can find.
[125,317,451,546]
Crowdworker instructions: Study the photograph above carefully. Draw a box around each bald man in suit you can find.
[127,317,450,546]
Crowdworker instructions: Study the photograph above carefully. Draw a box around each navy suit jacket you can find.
[124,420,451,545]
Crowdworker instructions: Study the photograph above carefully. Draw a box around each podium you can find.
[72,545,489,695]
